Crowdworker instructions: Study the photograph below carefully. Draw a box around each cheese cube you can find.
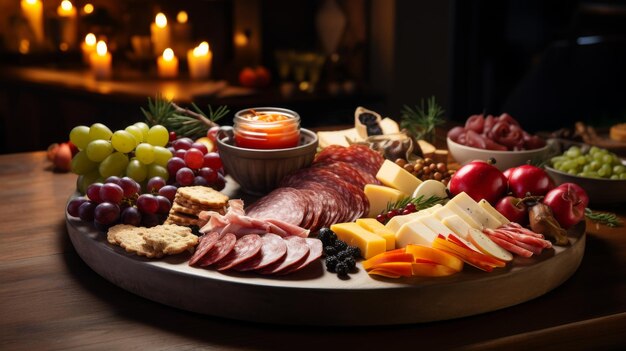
[330,222,386,259]
[385,210,428,233]
[432,206,481,230]
[418,214,456,237]
[356,218,395,250]
[376,159,422,195]
[478,199,510,225]
[395,220,438,248]
[447,192,503,229]
[364,184,407,218]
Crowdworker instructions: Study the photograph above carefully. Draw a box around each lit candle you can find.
[187,41,212,80]
[91,40,112,80]
[81,33,97,65]
[21,0,44,44]
[82,3,94,15]
[157,48,178,79]
[150,13,171,56]
[57,0,78,49]
[171,11,191,44]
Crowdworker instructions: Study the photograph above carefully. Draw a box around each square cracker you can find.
[176,186,229,207]
[143,224,198,255]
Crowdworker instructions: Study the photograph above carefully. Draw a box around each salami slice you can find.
[246,187,305,226]
[278,238,323,275]
[312,161,370,188]
[188,232,221,266]
[198,233,237,267]
[257,236,310,275]
[233,233,287,271]
[216,234,263,271]
[314,144,384,177]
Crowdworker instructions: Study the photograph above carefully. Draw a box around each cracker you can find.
[174,196,224,211]
[112,226,161,258]
[143,224,198,255]
[107,224,139,245]
[166,212,201,226]
[171,202,203,215]
[176,186,229,207]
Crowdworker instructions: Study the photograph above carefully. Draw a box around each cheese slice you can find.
[317,128,359,148]
[376,159,422,196]
[364,184,407,218]
[421,204,443,214]
[447,192,503,229]
[356,218,395,250]
[440,215,481,251]
[395,220,439,249]
[417,214,456,237]
[478,199,510,225]
[385,210,427,233]
[432,206,481,230]
[330,222,386,259]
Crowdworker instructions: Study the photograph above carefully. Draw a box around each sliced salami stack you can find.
[246,144,384,232]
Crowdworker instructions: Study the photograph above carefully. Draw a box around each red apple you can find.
[54,143,73,172]
[254,66,271,87]
[507,165,555,197]
[238,67,257,88]
[543,183,586,229]
[495,196,528,224]
[449,161,508,204]
[557,182,589,209]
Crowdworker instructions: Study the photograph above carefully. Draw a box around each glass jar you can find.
[233,107,301,149]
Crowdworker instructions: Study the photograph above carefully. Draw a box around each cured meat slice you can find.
[188,232,221,266]
[198,233,237,267]
[266,218,310,237]
[233,234,288,272]
[294,188,318,229]
[216,234,263,271]
[278,238,323,275]
[312,161,370,188]
[314,144,383,177]
[246,187,305,226]
[258,236,310,275]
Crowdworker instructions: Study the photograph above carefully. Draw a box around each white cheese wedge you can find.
[447,192,503,229]
[376,159,422,195]
[478,199,510,225]
[432,206,481,230]
[385,210,428,233]
[364,184,407,218]
[417,214,456,237]
[317,128,360,148]
[395,220,439,248]
[441,214,473,240]
[421,204,442,214]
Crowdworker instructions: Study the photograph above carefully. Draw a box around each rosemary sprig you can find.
[585,208,622,227]
[400,96,446,144]
[385,195,447,213]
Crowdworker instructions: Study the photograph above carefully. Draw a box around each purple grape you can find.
[211,172,226,191]
[174,149,187,159]
[176,167,195,186]
[173,138,193,150]
[121,207,142,226]
[141,213,160,227]
[78,201,97,221]
[94,202,121,225]
[119,177,141,197]
[193,176,209,186]
[167,146,176,155]
[155,195,171,214]
[100,183,124,204]
[167,157,186,178]
[67,197,88,217]
[147,176,166,193]
[86,183,103,203]
[191,142,208,154]
[136,194,158,214]
[198,167,217,183]
[104,176,122,185]
[158,185,178,202]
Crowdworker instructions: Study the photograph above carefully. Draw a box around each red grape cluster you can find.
[375,202,417,224]
[165,137,226,190]
[66,176,177,230]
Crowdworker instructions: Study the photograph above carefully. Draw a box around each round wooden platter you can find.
[65,185,586,326]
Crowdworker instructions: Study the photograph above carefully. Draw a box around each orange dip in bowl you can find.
[234,108,301,149]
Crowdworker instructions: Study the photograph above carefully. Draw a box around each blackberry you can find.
[334,240,348,251]
[317,228,337,246]
[324,245,337,257]
[346,246,361,258]
[325,255,339,272]
[343,256,356,270]
[336,250,351,261]
[335,262,349,276]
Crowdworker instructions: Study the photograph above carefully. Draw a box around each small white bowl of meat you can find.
[447,113,551,171]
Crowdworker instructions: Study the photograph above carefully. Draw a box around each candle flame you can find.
[61,0,73,11]
[25,0,38,5]
[234,32,248,47]
[163,48,174,61]
[19,39,30,54]
[155,13,167,28]
[83,3,94,14]
[177,11,188,24]
[96,41,107,56]
[85,33,96,46]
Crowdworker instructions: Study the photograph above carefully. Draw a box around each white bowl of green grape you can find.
[545,144,626,205]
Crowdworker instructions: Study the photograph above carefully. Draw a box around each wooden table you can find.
[1,151,625,350]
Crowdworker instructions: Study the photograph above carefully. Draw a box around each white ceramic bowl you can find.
[447,137,552,171]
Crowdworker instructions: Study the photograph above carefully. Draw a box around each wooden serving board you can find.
[65,186,586,325]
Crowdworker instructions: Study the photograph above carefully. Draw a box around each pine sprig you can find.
[585,208,622,227]
[385,195,447,213]
[400,96,446,144]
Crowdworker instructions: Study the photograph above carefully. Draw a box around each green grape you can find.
[146,125,169,147]
[89,123,113,141]
[589,146,601,155]
[77,169,101,194]
[126,159,148,182]
[147,164,169,180]
[620,173,626,180]
[575,156,587,165]
[592,152,606,162]
[582,164,592,172]
[553,162,564,170]
[598,164,612,177]
[567,169,577,175]
[561,160,578,172]
[125,125,144,143]
[99,152,129,178]
[589,161,601,171]
[611,154,620,165]
[111,130,137,153]
[613,165,626,175]
[71,150,98,175]
[586,171,601,178]
[134,122,150,141]
[69,125,90,150]
[565,146,581,158]
[135,143,155,164]
[610,174,619,180]
[601,154,613,164]
[86,139,113,162]
[153,146,173,167]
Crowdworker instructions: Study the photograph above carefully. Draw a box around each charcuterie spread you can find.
[59,97,611,324]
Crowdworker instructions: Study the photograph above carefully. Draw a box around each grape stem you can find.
[171,102,218,129]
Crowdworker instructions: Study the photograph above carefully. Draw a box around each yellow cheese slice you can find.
[330,222,386,259]
[356,218,395,250]
[376,159,422,196]
[432,205,481,230]
[417,214,456,237]
[395,220,439,248]
[364,184,407,218]
[447,192,503,229]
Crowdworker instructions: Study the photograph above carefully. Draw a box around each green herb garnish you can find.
[385,195,447,213]
[400,96,446,144]
[585,208,622,227]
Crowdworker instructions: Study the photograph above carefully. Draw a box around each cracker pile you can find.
[165,186,229,227]
[107,224,198,258]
